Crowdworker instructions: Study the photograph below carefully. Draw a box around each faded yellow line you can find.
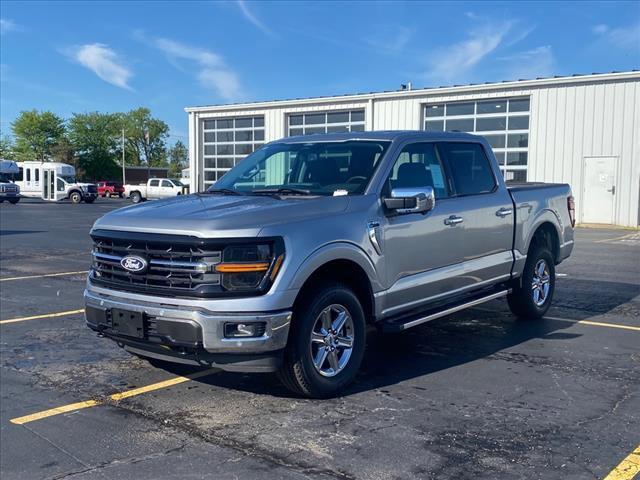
[0,309,85,325]
[0,270,88,282]
[10,368,217,425]
[544,316,640,332]
[594,232,638,244]
[603,445,640,480]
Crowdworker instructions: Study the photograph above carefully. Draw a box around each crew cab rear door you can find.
[435,141,514,288]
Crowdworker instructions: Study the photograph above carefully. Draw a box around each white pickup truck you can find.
[124,178,185,203]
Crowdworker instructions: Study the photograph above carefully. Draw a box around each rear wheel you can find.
[508,245,555,319]
[131,191,142,203]
[278,283,366,398]
[69,191,82,204]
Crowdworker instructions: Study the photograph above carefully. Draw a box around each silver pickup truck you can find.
[85,131,575,397]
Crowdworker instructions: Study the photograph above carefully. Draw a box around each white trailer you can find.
[14,161,98,203]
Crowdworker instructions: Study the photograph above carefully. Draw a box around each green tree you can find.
[0,135,16,160]
[168,140,188,177]
[122,108,169,169]
[11,110,65,161]
[68,112,121,180]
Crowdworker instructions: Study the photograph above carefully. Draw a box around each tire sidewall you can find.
[131,192,141,203]
[70,191,81,204]
[290,285,366,396]
[521,247,556,317]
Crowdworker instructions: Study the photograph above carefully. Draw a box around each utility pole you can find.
[121,128,126,185]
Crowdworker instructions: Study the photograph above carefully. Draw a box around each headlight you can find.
[0,185,5,193]
[215,241,285,293]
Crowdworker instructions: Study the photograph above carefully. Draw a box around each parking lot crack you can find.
[45,444,187,480]
[106,400,357,480]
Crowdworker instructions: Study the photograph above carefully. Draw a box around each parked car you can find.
[0,159,21,204]
[97,181,124,198]
[124,178,185,203]
[86,131,575,398]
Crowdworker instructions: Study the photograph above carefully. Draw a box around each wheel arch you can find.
[288,243,379,324]
[527,220,560,263]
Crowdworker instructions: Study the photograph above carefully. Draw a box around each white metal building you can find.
[185,71,640,227]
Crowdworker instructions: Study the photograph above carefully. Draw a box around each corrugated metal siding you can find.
[189,75,639,226]
[528,78,639,226]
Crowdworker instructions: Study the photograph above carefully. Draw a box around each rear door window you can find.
[149,179,160,187]
[437,142,496,196]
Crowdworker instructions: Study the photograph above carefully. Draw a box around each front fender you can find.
[286,241,382,293]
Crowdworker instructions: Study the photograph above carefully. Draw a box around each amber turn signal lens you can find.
[270,254,285,281]
[215,262,270,273]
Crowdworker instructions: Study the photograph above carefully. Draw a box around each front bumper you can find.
[84,289,292,372]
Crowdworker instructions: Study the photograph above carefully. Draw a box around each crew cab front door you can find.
[380,141,513,318]
[147,179,160,199]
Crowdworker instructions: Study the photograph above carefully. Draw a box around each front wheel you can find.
[277,283,366,398]
[508,245,555,319]
[69,191,82,204]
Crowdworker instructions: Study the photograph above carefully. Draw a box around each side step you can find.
[381,289,510,333]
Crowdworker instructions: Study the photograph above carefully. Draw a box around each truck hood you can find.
[93,193,350,238]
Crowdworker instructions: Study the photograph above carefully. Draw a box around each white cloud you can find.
[0,18,21,35]
[593,23,640,49]
[148,35,243,101]
[424,24,511,82]
[236,0,274,37]
[68,43,133,90]
[499,45,555,80]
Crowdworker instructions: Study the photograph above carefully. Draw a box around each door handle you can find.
[607,186,616,195]
[496,208,513,217]
[444,215,463,226]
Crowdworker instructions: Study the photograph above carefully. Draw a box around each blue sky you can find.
[1,1,639,144]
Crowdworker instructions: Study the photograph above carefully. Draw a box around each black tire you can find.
[131,191,142,203]
[69,191,82,204]
[277,283,366,398]
[508,245,555,319]
[8,198,20,204]
[85,197,95,204]
[118,193,123,198]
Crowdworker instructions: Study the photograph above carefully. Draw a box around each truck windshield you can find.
[59,175,76,183]
[211,141,390,196]
[170,179,183,186]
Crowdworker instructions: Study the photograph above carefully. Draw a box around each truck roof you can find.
[275,130,482,144]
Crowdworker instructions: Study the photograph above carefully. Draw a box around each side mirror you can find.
[383,186,435,215]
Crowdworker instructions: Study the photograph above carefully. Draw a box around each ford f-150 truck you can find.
[124,178,185,203]
[85,131,575,397]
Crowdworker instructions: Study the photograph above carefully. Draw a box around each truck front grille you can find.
[90,230,224,297]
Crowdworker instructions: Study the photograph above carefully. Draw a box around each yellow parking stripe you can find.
[603,445,640,480]
[544,316,640,332]
[10,368,217,425]
[0,309,85,325]
[0,270,88,282]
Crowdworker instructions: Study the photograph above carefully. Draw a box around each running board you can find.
[381,289,510,333]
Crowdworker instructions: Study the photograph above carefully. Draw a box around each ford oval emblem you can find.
[120,255,148,273]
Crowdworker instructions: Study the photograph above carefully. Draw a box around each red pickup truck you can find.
[97,181,124,198]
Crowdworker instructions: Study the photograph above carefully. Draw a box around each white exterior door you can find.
[583,156,616,224]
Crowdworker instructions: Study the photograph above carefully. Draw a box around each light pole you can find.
[121,128,126,185]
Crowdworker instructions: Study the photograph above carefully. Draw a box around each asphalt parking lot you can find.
[1,198,638,480]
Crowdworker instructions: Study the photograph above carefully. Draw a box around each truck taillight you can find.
[567,195,576,228]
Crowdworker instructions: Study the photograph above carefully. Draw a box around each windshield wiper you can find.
[251,187,312,196]
[204,188,244,196]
